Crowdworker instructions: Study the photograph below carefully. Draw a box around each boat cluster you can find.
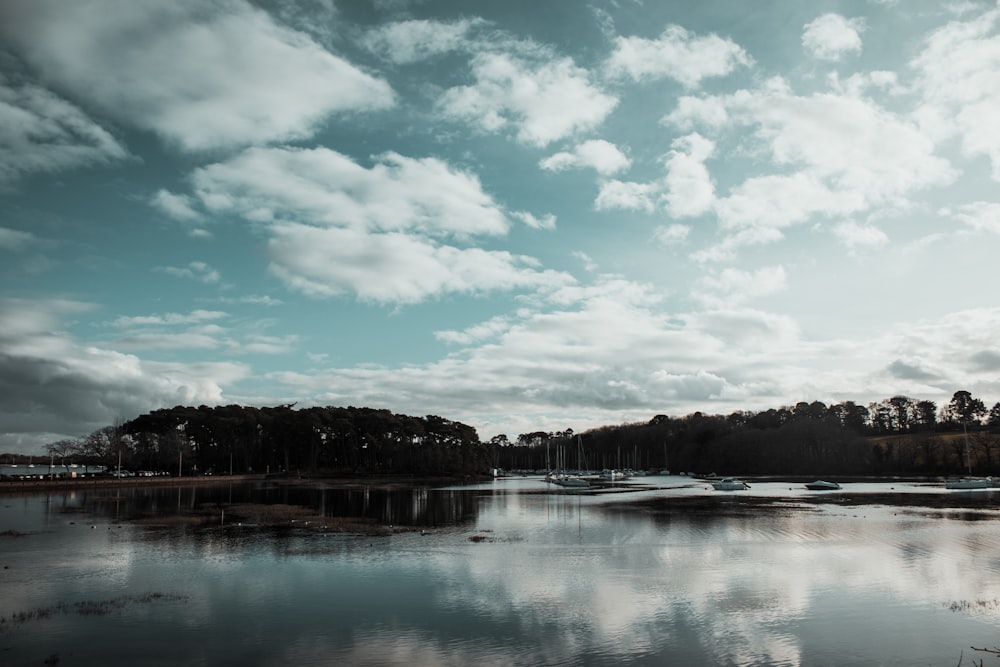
[544,468,638,488]
[704,477,843,491]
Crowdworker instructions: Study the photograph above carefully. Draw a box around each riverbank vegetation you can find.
[7,390,999,480]
[0,593,188,630]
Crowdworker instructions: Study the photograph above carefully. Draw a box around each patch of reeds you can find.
[224,502,320,524]
[117,501,407,536]
[467,531,523,543]
[0,592,187,629]
[220,503,395,535]
[468,534,494,542]
[948,599,1000,613]
[0,529,32,538]
[130,514,207,526]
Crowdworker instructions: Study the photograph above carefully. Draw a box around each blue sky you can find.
[2,0,1000,454]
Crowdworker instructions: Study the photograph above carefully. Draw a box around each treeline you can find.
[39,390,1000,478]
[44,405,489,476]
[495,390,1000,476]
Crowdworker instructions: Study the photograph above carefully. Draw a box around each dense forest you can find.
[32,390,1000,478]
[514,390,1000,477]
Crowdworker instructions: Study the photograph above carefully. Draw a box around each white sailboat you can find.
[945,422,991,490]
[711,477,749,491]
[545,436,590,488]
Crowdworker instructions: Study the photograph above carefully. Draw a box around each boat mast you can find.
[963,420,972,476]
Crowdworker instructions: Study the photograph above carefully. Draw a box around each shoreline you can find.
[0,473,265,496]
[0,472,490,496]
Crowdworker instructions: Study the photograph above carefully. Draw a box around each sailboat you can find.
[545,436,590,488]
[945,421,991,490]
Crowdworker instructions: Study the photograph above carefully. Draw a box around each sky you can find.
[2,0,1000,454]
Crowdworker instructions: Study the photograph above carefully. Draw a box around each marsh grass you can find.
[119,501,406,534]
[948,599,1000,613]
[468,531,524,543]
[218,502,397,535]
[131,514,206,526]
[0,529,33,537]
[0,592,188,629]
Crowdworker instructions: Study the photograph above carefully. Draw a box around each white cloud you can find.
[107,309,297,354]
[605,24,751,87]
[361,18,484,64]
[238,334,300,355]
[690,227,784,264]
[151,189,203,222]
[715,172,847,231]
[0,298,249,450]
[437,52,618,147]
[267,223,572,304]
[0,76,127,186]
[111,310,227,328]
[683,308,800,350]
[595,180,657,212]
[0,0,394,151]
[694,266,788,308]
[163,147,574,304]
[832,220,890,248]
[802,14,865,61]
[108,310,299,354]
[512,211,557,230]
[113,330,297,355]
[263,277,824,436]
[828,70,905,97]
[664,77,956,255]
[189,147,510,238]
[573,251,599,272]
[661,133,716,218]
[158,261,221,284]
[230,294,283,307]
[949,201,1000,234]
[589,133,715,219]
[0,226,39,252]
[435,316,511,345]
[735,81,952,202]
[911,6,1000,180]
[653,224,691,246]
[272,277,718,418]
[662,95,730,130]
[540,139,631,175]
[114,331,224,351]
[856,307,1000,398]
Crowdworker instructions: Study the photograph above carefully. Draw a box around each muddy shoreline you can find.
[0,472,489,496]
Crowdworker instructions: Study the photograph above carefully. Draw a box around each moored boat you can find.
[946,421,990,490]
[804,480,841,490]
[711,477,748,491]
[944,477,991,490]
[545,472,590,488]
[553,477,589,488]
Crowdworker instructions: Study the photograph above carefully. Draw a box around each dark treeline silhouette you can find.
[493,390,1000,477]
[43,405,488,477]
[36,390,1000,478]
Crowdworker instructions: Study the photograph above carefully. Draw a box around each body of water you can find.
[1,476,999,666]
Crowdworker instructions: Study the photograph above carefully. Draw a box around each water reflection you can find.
[2,479,1000,666]
[51,481,482,530]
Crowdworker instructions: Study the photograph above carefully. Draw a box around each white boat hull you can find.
[711,478,748,491]
[945,478,991,490]
[804,480,841,490]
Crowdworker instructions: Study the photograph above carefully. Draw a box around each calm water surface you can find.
[2,477,999,666]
